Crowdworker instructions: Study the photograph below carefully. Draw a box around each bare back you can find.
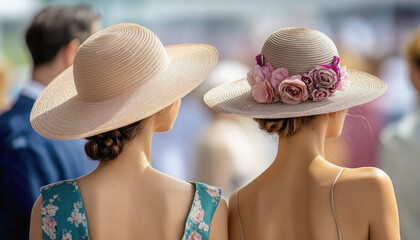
[228,161,399,240]
[77,167,194,239]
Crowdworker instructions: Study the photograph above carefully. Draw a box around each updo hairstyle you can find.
[255,116,317,137]
[84,120,145,161]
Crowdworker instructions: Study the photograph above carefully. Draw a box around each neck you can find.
[269,121,328,172]
[32,61,65,87]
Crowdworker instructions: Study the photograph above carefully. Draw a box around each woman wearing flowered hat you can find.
[205,27,399,240]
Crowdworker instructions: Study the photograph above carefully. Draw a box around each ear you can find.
[63,39,81,67]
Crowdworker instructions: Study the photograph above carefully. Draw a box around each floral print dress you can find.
[40,180,221,240]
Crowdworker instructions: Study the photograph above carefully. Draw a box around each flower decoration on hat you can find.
[247,54,350,104]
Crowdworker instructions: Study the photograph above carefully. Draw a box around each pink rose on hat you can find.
[247,60,274,86]
[262,62,274,83]
[311,66,338,88]
[278,76,309,105]
[247,65,265,86]
[312,88,331,101]
[251,79,276,103]
[246,54,350,104]
[328,66,350,93]
[337,66,350,91]
[271,67,289,92]
[301,73,314,90]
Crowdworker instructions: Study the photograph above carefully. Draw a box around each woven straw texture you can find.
[31,23,218,140]
[204,27,386,118]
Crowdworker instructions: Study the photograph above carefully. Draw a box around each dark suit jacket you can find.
[0,95,96,239]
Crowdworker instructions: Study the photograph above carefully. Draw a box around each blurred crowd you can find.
[0,1,420,239]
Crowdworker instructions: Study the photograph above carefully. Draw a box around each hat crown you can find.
[261,27,338,76]
[73,24,169,101]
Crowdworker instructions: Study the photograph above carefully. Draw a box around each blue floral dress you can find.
[40,180,221,240]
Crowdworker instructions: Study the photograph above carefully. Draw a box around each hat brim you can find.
[31,44,218,140]
[204,69,387,119]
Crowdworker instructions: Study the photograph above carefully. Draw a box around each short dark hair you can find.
[25,6,100,67]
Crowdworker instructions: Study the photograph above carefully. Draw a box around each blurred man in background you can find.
[379,27,420,240]
[0,6,100,239]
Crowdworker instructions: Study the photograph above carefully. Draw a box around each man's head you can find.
[25,6,100,70]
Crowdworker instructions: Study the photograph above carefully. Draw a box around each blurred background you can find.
[1,0,420,215]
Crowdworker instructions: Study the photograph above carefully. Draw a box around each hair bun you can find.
[85,130,124,161]
[255,116,317,137]
[84,120,144,161]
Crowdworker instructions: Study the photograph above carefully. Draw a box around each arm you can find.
[366,168,400,240]
[209,197,228,240]
[29,196,43,240]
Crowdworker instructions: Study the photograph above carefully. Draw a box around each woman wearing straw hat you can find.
[28,23,227,240]
[205,27,400,240]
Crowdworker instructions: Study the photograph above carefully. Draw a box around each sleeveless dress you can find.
[40,180,221,240]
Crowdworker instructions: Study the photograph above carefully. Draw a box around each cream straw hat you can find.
[31,23,218,140]
[204,27,386,119]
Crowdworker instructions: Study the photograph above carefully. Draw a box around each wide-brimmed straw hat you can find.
[30,23,218,140]
[204,27,386,119]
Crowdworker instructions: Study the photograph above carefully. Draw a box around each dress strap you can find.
[331,168,344,240]
[182,182,221,240]
[40,179,89,240]
[236,189,245,240]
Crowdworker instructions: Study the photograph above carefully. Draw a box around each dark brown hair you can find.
[25,6,100,67]
[255,116,317,137]
[85,120,145,161]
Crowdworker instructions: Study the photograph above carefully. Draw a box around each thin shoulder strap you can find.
[236,189,245,240]
[331,168,344,240]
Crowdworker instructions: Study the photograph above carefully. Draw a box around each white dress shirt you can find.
[21,79,44,100]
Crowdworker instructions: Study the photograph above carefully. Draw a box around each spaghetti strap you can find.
[331,168,344,240]
[236,189,245,240]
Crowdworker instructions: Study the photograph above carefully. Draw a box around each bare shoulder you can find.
[228,188,240,220]
[228,188,241,214]
[210,197,228,240]
[227,188,243,240]
[153,168,195,196]
[337,167,396,208]
[340,167,393,190]
[29,195,43,240]
[339,168,400,239]
[214,197,228,222]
